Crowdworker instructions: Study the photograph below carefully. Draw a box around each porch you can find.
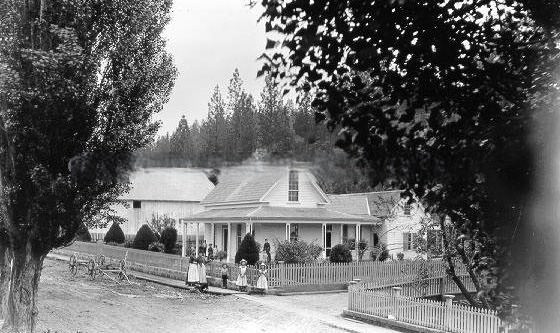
[180,206,380,262]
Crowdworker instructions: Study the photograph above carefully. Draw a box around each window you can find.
[288,170,299,202]
[132,200,141,209]
[373,233,379,247]
[290,224,299,242]
[403,232,414,251]
[342,225,348,243]
[404,204,411,215]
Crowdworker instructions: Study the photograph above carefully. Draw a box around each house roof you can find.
[200,165,287,205]
[121,168,214,202]
[326,194,370,216]
[183,206,379,223]
[327,190,403,217]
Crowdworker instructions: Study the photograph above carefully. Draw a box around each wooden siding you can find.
[263,170,327,207]
[92,200,204,236]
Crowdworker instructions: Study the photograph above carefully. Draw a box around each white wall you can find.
[92,200,204,236]
[263,170,327,208]
[381,201,426,259]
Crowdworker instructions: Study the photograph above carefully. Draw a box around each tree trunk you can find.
[0,245,13,322]
[1,247,44,333]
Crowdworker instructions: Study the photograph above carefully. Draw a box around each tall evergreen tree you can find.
[170,115,192,161]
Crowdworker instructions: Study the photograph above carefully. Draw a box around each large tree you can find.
[258,0,560,319]
[0,0,175,331]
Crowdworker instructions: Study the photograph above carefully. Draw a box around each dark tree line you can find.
[135,69,376,194]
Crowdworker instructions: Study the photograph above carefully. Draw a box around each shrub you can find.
[160,227,178,253]
[124,240,133,248]
[234,233,259,265]
[106,241,123,247]
[148,214,176,239]
[357,240,368,260]
[76,223,92,242]
[330,244,353,263]
[148,242,165,252]
[216,250,227,261]
[397,252,405,260]
[104,223,125,244]
[132,224,158,250]
[274,239,322,264]
[378,244,389,262]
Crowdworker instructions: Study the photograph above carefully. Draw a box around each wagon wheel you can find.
[69,254,78,276]
[96,254,106,268]
[88,259,97,280]
[118,259,126,280]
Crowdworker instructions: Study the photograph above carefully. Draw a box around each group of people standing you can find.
[230,259,268,293]
[185,256,208,291]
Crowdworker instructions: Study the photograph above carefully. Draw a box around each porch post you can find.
[195,222,200,257]
[181,220,187,257]
[285,223,291,241]
[355,223,361,261]
[211,223,215,247]
[245,222,252,235]
[340,223,344,244]
[227,222,232,262]
[322,223,327,258]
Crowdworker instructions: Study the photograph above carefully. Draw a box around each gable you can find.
[261,169,329,207]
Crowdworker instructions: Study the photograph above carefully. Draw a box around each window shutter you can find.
[403,232,410,250]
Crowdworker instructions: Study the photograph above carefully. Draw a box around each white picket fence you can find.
[267,259,464,287]
[348,290,505,333]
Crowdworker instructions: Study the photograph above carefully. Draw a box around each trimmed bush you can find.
[76,223,92,242]
[148,242,165,252]
[397,252,405,260]
[216,250,227,261]
[104,222,125,244]
[160,227,178,253]
[330,244,353,263]
[132,224,158,250]
[274,239,322,264]
[234,233,259,265]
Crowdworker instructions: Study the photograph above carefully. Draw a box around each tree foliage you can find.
[0,0,175,329]
[258,0,560,316]
[75,223,92,242]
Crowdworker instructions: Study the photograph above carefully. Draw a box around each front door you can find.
[326,224,332,256]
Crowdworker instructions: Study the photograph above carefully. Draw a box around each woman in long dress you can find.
[235,259,248,291]
[256,263,268,293]
[198,257,208,292]
[186,256,199,286]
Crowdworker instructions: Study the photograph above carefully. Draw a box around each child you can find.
[256,262,268,293]
[220,263,229,288]
[197,257,208,292]
[186,256,199,286]
[235,259,248,292]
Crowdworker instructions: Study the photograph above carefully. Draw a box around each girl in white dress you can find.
[256,263,268,293]
[235,259,248,291]
[186,257,199,286]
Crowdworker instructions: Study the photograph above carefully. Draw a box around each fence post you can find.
[443,294,455,330]
[438,276,445,297]
[392,286,402,320]
[278,261,286,287]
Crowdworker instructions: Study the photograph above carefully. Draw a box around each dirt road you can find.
[37,258,391,333]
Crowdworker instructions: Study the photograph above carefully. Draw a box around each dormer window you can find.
[288,170,299,202]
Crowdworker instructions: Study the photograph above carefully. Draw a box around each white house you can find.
[181,163,427,262]
[327,191,427,259]
[92,168,214,239]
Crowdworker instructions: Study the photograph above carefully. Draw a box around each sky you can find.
[157,0,267,136]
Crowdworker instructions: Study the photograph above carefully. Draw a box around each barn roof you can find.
[201,165,286,205]
[121,168,214,202]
